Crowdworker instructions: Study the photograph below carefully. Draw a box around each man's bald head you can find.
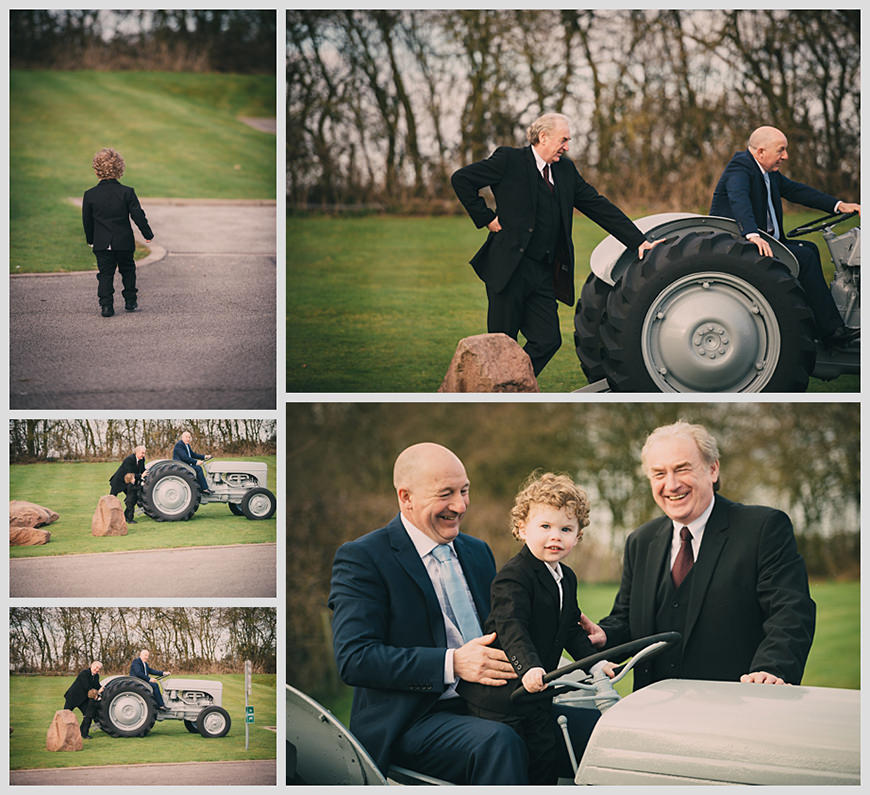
[748,126,789,172]
[394,443,469,544]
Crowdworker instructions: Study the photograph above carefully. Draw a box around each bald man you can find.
[172,431,213,494]
[328,443,529,784]
[711,126,860,347]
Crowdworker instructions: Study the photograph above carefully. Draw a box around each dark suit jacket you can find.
[328,513,496,773]
[109,453,145,493]
[82,179,153,251]
[173,440,205,466]
[459,544,596,714]
[64,668,101,707]
[710,149,838,238]
[599,495,815,689]
[130,657,163,680]
[452,146,646,305]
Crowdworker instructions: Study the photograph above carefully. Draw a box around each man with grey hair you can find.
[710,125,860,347]
[109,444,147,523]
[582,420,816,689]
[452,112,659,376]
[63,660,104,738]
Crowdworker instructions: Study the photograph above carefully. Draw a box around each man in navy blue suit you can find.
[329,443,532,784]
[710,126,860,347]
[130,649,170,710]
[172,430,213,494]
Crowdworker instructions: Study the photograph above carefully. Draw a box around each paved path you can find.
[10,759,276,786]
[10,543,276,598]
[10,201,276,409]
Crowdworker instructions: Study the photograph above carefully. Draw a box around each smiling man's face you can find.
[398,449,470,544]
[645,435,719,525]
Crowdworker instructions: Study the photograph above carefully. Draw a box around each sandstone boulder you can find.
[438,333,539,393]
[46,710,82,752]
[10,526,51,545]
[91,495,128,537]
[9,500,59,528]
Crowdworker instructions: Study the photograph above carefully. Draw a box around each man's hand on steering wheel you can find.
[836,201,860,215]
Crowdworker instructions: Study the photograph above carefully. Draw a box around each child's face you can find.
[517,503,580,564]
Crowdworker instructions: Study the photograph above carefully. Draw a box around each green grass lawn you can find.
[9,457,276,558]
[287,211,858,393]
[10,673,276,769]
[10,70,276,273]
[312,578,858,726]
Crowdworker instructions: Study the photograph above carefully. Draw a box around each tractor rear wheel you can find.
[139,461,201,521]
[573,272,612,384]
[600,230,816,392]
[97,677,157,738]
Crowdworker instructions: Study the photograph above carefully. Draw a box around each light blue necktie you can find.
[763,172,780,240]
[431,544,482,643]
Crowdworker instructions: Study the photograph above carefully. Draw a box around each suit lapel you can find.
[640,519,672,633]
[683,496,729,644]
[525,146,540,216]
[387,517,448,647]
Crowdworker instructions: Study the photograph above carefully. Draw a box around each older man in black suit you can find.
[452,113,660,375]
[82,147,154,317]
[109,445,146,523]
[710,126,860,347]
[63,660,104,738]
[582,420,816,689]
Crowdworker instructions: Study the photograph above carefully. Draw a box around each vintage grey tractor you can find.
[96,674,231,738]
[574,211,859,392]
[286,633,859,785]
[138,458,276,522]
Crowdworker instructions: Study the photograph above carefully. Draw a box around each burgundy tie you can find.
[672,526,694,587]
[542,164,554,192]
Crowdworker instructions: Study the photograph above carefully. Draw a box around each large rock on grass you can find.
[91,495,128,537]
[10,525,51,545]
[9,500,59,528]
[438,333,539,392]
[46,710,82,752]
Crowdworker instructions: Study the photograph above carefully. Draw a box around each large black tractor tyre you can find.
[240,487,277,520]
[600,230,816,392]
[138,461,201,521]
[228,502,245,516]
[573,272,612,383]
[96,677,157,738]
[196,705,232,738]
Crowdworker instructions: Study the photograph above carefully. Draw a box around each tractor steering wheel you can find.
[786,210,858,238]
[509,631,681,706]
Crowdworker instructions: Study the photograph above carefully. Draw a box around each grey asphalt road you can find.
[10,201,276,409]
[10,543,276,597]
[10,759,276,786]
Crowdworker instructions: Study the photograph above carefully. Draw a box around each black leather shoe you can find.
[823,325,860,347]
[125,301,138,311]
[201,489,213,495]
[81,734,92,739]
[101,306,114,317]
[126,518,136,524]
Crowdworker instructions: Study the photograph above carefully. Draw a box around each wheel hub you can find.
[641,272,781,392]
[109,693,148,729]
[152,475,193,514]
[202,711,226,734]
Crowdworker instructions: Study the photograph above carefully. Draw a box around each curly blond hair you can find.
[510,471,590,541]
[92,148,125,180]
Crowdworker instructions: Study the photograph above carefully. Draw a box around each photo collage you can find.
[6,7,861,790]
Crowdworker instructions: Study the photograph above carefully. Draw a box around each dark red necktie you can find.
[542,164,554,192]
[672,526,694,587]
